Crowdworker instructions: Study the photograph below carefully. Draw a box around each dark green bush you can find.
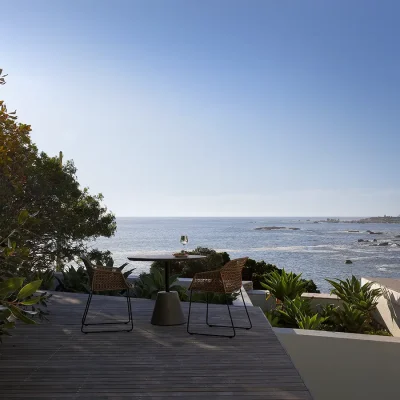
[188,291,238,305]
[152,247,229,278]
[57,257,135,296]
[132,266,187,301]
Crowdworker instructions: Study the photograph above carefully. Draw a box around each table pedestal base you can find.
[151,291,186,326]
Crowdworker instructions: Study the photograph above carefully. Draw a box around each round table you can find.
[127,254,206,326]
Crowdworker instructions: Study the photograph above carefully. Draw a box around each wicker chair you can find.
[81,257,133,334]
[187,257,252,338]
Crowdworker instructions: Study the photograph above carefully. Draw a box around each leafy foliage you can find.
[189,291,238,305]
[318,276,389,334]
[266,276,390,335]
[30,269,55,290]
[157,247,230,278]
[326,276,382,314]
[0,277,51,340]
[261,269,307,302]
[59,266,90,294]
[57,257,135,296]
[275,296,312,328]
[0,69,116,276]
[296,313,327,330]
[267,296,326,330]
[320,303,370,333]
[265,310,282,327]
[132,266,187,300]
[242,258,319,293]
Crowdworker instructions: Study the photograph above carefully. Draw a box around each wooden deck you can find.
[0,292,312,399]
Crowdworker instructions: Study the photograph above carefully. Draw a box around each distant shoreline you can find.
[315,217,400,224]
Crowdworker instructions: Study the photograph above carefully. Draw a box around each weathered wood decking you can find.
[0,292,312,399]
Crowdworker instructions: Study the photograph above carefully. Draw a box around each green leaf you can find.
[0,308,12,320]
[18,209,29,225]
[1,322,15,330]
[0,277,25,298]
[8,305,37,324]
[17,280,42,300]
[118,263,129,271]
[20,296,41,306]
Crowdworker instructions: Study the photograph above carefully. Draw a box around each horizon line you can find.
[114,215,379,218]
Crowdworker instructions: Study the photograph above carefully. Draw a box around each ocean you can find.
[94,217,400,293]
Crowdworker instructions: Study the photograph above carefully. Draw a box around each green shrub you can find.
[242,259,279,282]
[320,276,390,335]
[243,259,319,293]
[261,269,307,302]
[188,291,238,305]
[297,313,327,330]
[30,269,55,290]
[153,247,229,278]
[59,266,89,293]
[132,266,187,300]
[57,256,135,296]
[326,276,382,314]
[275,296,312,328]
[266,296,326,330]
[327,303,370,333]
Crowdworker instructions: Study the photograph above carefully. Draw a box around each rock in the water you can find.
[378,242,389,246]
[358,239,365,242]
[345,260,353,264]
[254,226,300,231]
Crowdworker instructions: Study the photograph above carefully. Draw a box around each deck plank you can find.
[0,292,312,399]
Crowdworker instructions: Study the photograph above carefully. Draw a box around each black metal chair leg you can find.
[206,289,252,330]
[81,292,134,334]
[187,291,236,338]
[126,292,133,332]
[206,292,211,327]
[225,294,236,338]
[189,289,252,336]
[187,290,194,335]
[81,292,93,332]
[240,288,252,330]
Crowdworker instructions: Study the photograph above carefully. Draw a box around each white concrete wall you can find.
[247,290,341,312]
[276,328,400,400]
[361,277,400,337]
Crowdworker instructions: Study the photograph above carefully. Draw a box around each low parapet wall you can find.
[275,327,400,400]
[247,289,341,312]
[361,277,400,337]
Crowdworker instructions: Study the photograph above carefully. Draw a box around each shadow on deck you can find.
[0,292,312,399]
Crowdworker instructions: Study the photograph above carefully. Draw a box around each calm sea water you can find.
[94,217,400,293]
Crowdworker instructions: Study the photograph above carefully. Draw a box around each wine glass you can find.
[180,235,188,253]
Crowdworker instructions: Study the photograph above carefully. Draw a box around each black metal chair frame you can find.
[81,290,133,334]
[187,288,252,339]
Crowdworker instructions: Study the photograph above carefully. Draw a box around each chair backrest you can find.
[220,257,248,293]
[81,256,95,283]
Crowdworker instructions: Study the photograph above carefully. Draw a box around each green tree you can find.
[0,69,116,275]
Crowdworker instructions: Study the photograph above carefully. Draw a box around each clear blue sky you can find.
[2,1,400,217]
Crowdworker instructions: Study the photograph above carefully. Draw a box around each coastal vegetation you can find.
[264,272,390,336]
[161,247,319,293]
[0,69,117,338]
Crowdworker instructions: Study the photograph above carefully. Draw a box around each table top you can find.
[127,254,207,262]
